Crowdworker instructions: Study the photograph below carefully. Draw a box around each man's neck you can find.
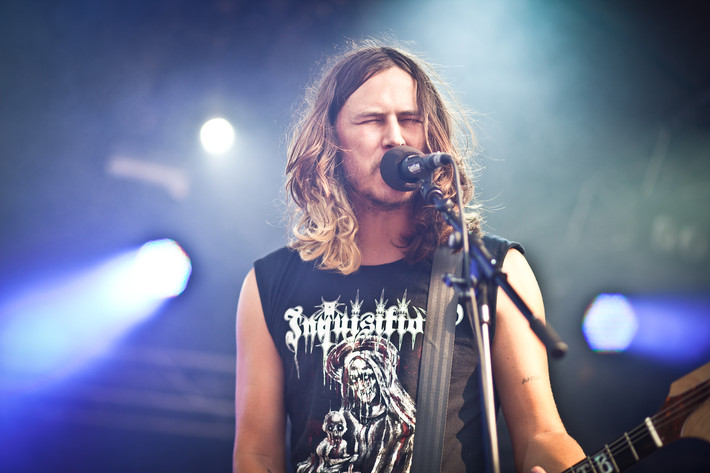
[355,204,413,266]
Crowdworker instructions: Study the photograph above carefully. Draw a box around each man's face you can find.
[334,67,426,209]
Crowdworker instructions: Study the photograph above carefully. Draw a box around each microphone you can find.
[379,146,453,191]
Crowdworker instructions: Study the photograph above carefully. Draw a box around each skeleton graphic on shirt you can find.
[292,291,420,473]
[310,410,354,473]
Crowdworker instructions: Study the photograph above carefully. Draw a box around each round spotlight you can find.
[132,239,192,298]
[582,293,638,352]
[200,117,235,155]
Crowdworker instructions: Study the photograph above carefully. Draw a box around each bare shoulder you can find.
[233,268,287,471]
[492,247,547,391]
[235,268,283,407]
[499,247,543,314]
[492,247,556,441]
[236,269,269,335]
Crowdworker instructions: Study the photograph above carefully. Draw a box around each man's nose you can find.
[382,119,406,148]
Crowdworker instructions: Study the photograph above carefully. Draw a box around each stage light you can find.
[582,293,710,363]
[582,293,639,352]
[0,239,192,391]
[200,117,235,155]
[132,239,192,298]
[626,295,710,363]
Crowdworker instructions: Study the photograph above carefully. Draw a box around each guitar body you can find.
[666,362,710,444]
[683,402,710,443]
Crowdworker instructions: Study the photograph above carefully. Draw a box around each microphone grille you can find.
[379,146,422,192]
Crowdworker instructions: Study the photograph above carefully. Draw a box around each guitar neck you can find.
[561,376,709,473]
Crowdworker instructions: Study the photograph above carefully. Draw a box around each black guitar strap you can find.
[411,245,462,473]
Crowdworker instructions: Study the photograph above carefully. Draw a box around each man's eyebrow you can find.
[351,111,385,121]
[351,110,422,121]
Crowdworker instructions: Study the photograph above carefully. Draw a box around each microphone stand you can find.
[419,174,567,473]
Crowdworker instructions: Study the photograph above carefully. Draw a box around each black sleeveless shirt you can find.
[254,235,522,473]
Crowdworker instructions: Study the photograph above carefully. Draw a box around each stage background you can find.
[1,1,709,471]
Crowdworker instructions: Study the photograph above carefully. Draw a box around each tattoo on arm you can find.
[521,375,542,385]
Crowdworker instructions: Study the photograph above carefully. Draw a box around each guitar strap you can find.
[411,245,462,473]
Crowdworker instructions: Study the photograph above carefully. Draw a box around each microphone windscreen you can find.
[379,146,422,192]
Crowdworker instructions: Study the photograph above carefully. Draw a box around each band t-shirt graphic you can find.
[288,295,421,472]
[253,236,520,473]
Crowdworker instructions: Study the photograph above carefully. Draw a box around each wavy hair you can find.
[286,41,481,274]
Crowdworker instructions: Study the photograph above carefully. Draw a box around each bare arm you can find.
[233,268,287,473]
[492,249,585,473]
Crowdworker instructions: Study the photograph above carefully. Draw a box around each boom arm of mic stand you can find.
[468,238,568,358]
[421,180,568,358]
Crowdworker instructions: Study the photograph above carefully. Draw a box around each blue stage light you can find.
[131,238,192,299]
[0,239,192,391]
[582,293,710,364]
[626,295,710,363]
[582,293,639,352]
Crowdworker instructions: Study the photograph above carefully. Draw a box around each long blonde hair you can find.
[286,42,480,274]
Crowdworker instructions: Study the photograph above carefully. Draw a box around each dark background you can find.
[1,0,709,472]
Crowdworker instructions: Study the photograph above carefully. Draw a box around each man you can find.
[233,42,585,473]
